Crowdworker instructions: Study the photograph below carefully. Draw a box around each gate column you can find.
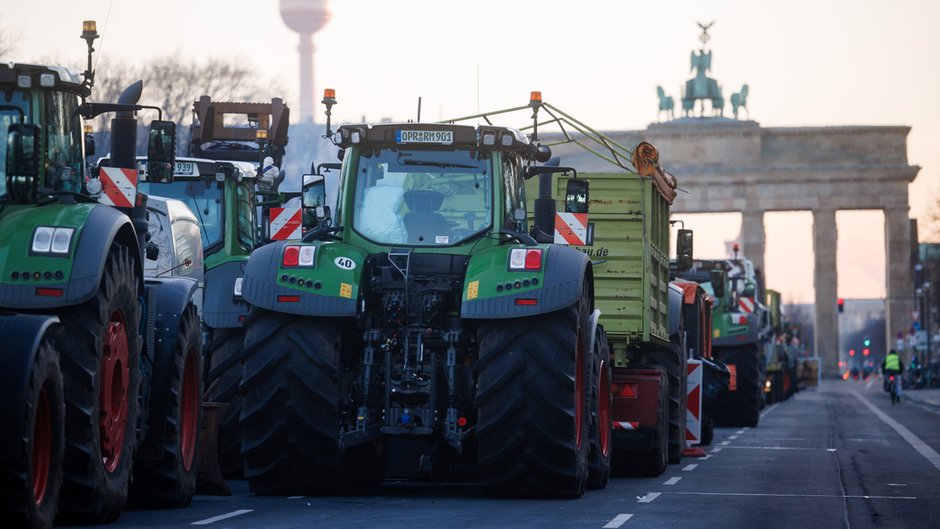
[884,208,915,365]
[813,209,839,377]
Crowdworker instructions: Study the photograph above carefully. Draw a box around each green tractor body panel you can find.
[526,172,671,366]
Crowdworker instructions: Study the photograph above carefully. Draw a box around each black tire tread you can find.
[206,327,246,479]
[714,344,761,427]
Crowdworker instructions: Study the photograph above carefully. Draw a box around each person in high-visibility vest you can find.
[882,350,904,401]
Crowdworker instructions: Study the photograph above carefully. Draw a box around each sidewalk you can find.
[903,388,940,407]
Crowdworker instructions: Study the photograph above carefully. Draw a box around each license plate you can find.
[174,161,195,176]
[396,130,453,145]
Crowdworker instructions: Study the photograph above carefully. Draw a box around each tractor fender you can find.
[0,204,140,310]
[241,240,361,317]
[462,244,592,319]
[137,275,199,460]
[203,259,250,329]
[0,313,59,460]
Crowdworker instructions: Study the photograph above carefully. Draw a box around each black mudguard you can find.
[203,260,250,329]
[136,276,199,460]
[461,245,592,319]
[0,313,59,460]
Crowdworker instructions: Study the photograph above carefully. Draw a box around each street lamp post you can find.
[917,281,932,367]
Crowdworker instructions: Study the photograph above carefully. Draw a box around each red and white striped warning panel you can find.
[686,359,703,443]
[738,296,755,313]
[270,207,302,240]
[731,313,748,325]
[98,167,139,208]
[554,212,588,245]
[613,421,640,430]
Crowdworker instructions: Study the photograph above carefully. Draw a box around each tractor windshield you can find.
[1,88,85,201]
[140,179,223,249]
[352,147,491,246]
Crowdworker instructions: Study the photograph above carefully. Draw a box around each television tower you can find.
[280,0,332,123]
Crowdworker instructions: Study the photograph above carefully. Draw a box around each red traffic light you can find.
[863,348,870,356]
[849,349,855,356]
[838,298,845,313]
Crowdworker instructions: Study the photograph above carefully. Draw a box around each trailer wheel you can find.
[56,243,141,524]
[646,345,687,464]
[206,327,247,478]
[130,305,202,507]
[587,326,611,490]
[714,344,761,427]
[476,289,591,498]
[0,336,65,529]
[239,309,378,494]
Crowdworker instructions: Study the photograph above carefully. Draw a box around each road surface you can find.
[74,380,940,529]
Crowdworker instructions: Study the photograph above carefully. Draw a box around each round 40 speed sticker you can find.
[335,256,356,270]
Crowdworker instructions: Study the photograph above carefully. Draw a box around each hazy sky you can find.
[3,0,938,304]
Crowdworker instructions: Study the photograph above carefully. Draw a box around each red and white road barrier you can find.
[686,359,703,444]
[98,167,138,208]
[554,212,588,245]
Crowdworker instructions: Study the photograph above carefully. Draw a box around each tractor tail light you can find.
[282,245,300,267]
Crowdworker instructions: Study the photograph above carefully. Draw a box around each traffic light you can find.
[863,337,871,347]
[863,348,870,356]
[849,349,855,356]
[838,298,845,313]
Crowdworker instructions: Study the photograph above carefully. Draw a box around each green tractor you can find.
[236,90,609,497]
[100,96,293,480]
[677,252,768,427]
[0,22,201,527]
[762,289,798,404]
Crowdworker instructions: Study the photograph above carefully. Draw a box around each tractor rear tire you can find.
[0,335,65,529]
[476,290,591,498]
[587,326,612,490]
[714,344,761,428]
[206,327,246,479]
[130,306,202,508]
[646,346,687,464]
[56,243,142,524]
[239,309,380,495]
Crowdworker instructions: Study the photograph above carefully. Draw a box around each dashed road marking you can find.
[853,391,940,472]
[711,447,723,453]
[663,477,682,485]
[666,491,916,500]
[760,403,780,419]
[192,509,254,525]
[729,435,739,439]
[720,441,730,446]
[698,454,711,460]
[736,429,746,435]
[681,464,698,471]
[603,514,633,528]
[287,496,304,499]
[637,492,661,503]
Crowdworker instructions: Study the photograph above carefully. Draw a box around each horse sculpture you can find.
[711,84,724,117]
[731,84,749,120]
[656,86,675,121]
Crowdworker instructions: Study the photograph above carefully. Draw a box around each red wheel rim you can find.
[575,325,585,449]
[180,345,199,471]
[598,361,611,458]
[32,386,52,505]
[100,310,130,473]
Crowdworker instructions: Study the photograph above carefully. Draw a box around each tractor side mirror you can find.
[6,123,40,202]
[302,175,329,230]
[676,229,694,271]
[710,269,726,299]
[147,120,176,183]
[84,131,96,157]
[565,178,590,214]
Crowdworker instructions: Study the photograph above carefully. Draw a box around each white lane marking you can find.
[743,427,751,430]
[827,448,837,452]
[736,429,746,435]
[887,483,908,487]
[287,496,304,499]
[637,492,661,503]
[720,440,730,446]
[192,509,254,526]
[729,435,739,440]
[866,378,875,389]
[853,391,940,471]
[663,477,682,485]
[721,445,836,451]
[682,464,698,471]
[711,447,723,453]
[905,400,940,417]
[603,514,633,528]
[760,403,780,419]
[667,491,916,500]
[698,454,712,460]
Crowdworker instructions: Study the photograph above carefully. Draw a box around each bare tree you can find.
[90,55,284,154]
[0,22,20,58]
